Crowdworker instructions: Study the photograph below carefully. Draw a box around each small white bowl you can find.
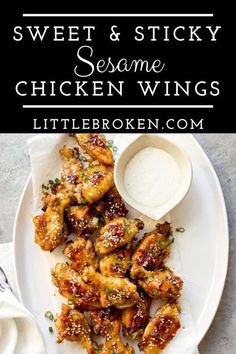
[114,134,192,220]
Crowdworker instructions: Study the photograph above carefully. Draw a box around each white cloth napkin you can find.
[0,242,46,354]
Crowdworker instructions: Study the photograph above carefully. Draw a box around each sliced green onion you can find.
[81,199,88,205]
[42,177,60,190]
[42,184,49,190]
[49,326,54,333]
[54,177,60,184]
[81,156,87,162]
[165,238,175,248]
[104,288,112,295]
[112,146,118,152]
[45,311,54,320]
[118,291,125,297]
[108,140,113,147]
[91,167,100,173]
[176,227,185,233]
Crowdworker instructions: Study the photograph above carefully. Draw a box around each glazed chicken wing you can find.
[90,308,134,354]
[82,266,140,309]
[99,245,132,278]
[33,195,70,252]
[56,304,94,354]
[131,266,183,301]
[100,277,140,309]
[64,236,99,273]
[96,217,144,254]
[95,186,128,224]
[90,307,120,338]
[59,146,83,203]
[132,222,173,271]
[51,263,102,311]
[52,263,139,311]
[65,205,98,236]
[81,163,114,203]
[122,290,151,340]
[75,133,114,165]
[139,302,181,354]
[100,325,134,354]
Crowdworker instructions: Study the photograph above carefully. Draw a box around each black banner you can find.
[4,5,232,133]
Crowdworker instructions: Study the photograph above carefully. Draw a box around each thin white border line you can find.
[22,14,214,18]
[23,105,214,109]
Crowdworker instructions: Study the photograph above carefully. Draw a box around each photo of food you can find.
[1,3,234,353]
[1,132,234,354]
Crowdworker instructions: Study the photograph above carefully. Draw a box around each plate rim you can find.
[12,134,229,347]
[187,135,229,342]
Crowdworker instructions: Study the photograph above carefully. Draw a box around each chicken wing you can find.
[132,222,173,271]
[56,304,94,354]
[81,163,114,203]
[91,308,134,354]
[75,133,114,165]
[51,263,102,311]
[122,290,151,340]
[90,307,120,338]
[95,186,128,224]
[33,195,70,252]
[59,146,83,203]
[64,236,99,273]
[131,266,183,301]
[65,205,98,236]
[83,266,140,309]
[139,302,181,354]
[100,327,134,354]
[96,217,144,254]
[99,244,132,278]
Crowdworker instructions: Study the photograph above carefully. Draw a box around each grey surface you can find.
[0,133,235,353]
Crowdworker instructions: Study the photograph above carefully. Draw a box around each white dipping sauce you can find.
[124,147,180,207]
